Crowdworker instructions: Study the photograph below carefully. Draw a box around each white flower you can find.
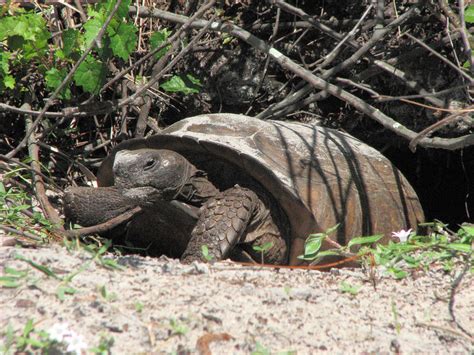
[48,323,88,355]
[48,323,73,343]
[65,333,88,355]
[391,228,412,243]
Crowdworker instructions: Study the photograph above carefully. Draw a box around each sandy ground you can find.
[0,239,472,354]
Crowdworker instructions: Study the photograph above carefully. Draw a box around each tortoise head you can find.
[113,149,196,203]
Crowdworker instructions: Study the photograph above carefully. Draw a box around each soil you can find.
[0,236,472,354]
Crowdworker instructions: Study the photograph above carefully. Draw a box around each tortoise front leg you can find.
[64,186,137,227]
[181,187,259,263]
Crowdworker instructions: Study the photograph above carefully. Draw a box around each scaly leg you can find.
[181,187,259,263]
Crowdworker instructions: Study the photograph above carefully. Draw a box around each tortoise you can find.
[64,113,424,265]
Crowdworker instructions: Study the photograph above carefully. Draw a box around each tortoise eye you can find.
[144,158,156,170]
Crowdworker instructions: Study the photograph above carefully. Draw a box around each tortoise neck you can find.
[176,170,219,206]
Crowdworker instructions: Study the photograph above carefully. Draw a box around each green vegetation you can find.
[1,319,112,354]
[168,318,189,336]
[0,180,54,242]
[300,221,473,279]
[339,281,361,296]
[251,342,296,355]
[0,0,200,97]
[252,241,274,264]
[200,244,214,262]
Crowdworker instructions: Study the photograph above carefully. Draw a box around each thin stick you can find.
[24,103,64,230]
[6,0,124,159]
[404,32,473,84]
[63,206,142,238]
[131,5,474,150]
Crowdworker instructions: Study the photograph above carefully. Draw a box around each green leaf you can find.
[5,266,28,277]
[253,242,274,252]
[0,276,21,288]
[115,0,132,19]
[73,55,106,94]
[460,224,474,237]
[324,223,340,236]
[108,22,137,60]
[161,74,201,94]
[23,319,34,337]
[340,281,361,295]
[201,245,213,261]
[465,5,474,23]
[388,267,408,279]
[62,28,81,59]
[150,29,171,59]
[56,285,77,301]
[97,0,131,19]
[15,254,60,279]
[45,67,71,100]
[348,234,383,248]
[83,17,103,47]
[3,74,15,89]
[0,50,10,73]
[303,235,324,256]
[446,243,472,253]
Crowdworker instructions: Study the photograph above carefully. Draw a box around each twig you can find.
[0,154,62,191]
[375,85,469,102]
[63,206,142,238]
[245,7,281,115]
[392,97,474,113]
[35,141,97,182]
[319,4,374,68]
[134,95,152,138]
[404,32,474,84]
[448,255,474,339]
[371,60,445,107]
[409,108,473,152]
[0,103,70,118]
[416,322,474,342]
[23,102,64,230]
[6,0,124,159]
[458,0,474,72]
[118,3,216,108]
[257,5,420,119]
[0,225,44,242]
[132,4,474,150]
[268,0,360,49]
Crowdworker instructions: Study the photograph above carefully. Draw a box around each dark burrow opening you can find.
[384,146,474,228]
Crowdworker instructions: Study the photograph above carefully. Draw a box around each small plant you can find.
[0,320,117,354]
[168,318,188,336]
[3,241,124,301]
[99,285,117,302]
[83,239,126,270]
[134,302,144,313]
[339,281,361,296]
[251,342,296,355]
[298,224,342,262]
[0,181,52,242]
[90,335,115,354]
[252,241,274,264]
[391,299,401,334]
[298,220,473,278]
[1,320,59,354]
[201,245,214,262]
[0,266,29,288]
[252,342,271,355]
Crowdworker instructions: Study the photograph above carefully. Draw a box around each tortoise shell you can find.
[98,114,424,265]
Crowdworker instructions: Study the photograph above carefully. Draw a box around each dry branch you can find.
[133,5,474,150]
